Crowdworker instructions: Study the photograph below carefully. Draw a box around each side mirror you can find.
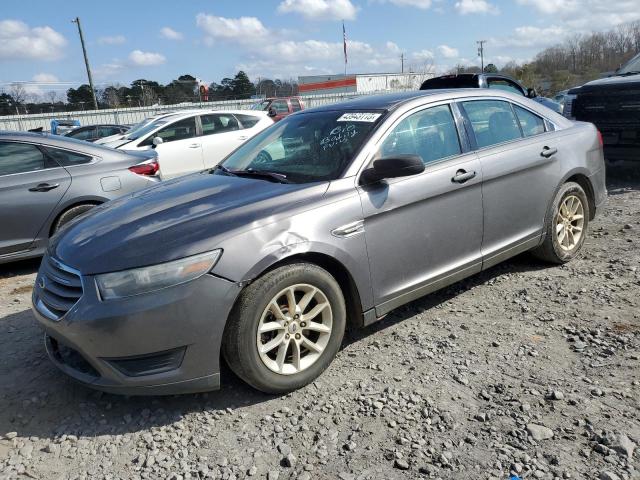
[527,87,538,98]
[152,136,164,147]
[360,155,425,185]
[267,107,277,117]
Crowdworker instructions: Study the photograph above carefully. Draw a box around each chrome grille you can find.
[35,255,83,321]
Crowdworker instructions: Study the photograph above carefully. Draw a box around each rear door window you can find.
[200,114,240,135]
[378,104,461,165]
[513,105,546,137]
[0,142,46,176]
[461,100,523,148]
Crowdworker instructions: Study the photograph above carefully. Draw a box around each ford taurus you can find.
[32,90,606,395]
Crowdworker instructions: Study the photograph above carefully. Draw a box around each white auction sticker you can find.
[337,112,382,122]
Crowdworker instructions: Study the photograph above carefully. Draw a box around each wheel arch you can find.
[48,198,104,237]
[242,251,365,330]
[564,172,596,220]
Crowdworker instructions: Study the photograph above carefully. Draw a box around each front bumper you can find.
[32,264,241,395]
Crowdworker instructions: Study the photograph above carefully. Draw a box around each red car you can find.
[251,97,305,121]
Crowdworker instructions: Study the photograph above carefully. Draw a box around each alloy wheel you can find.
[556,194,585,251]
[256,284,333,375]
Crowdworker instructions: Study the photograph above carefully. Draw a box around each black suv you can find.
[420,73,562,114]
[570,53,640,162]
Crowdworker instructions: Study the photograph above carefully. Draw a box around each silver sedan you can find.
[0,132,159,264]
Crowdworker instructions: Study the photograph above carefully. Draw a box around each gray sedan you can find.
[0,132,159,264]
[32,89,606,395]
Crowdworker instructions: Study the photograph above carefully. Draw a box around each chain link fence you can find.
[0,89,411,132]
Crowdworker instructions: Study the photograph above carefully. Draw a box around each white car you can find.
[98,110,273,179]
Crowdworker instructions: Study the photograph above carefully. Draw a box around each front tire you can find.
[533,181,590,264]
[222,263,346,394]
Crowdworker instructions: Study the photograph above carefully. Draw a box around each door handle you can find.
[237,136,248,141]
[540,146,558,158]
[188,143,201,148]
[29,183,59,192]
[451,169,476,184]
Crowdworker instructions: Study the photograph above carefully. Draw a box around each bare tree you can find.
[9,83,27,105]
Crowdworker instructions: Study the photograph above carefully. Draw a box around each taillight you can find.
[597,130,603,147]
[129,160,159,176]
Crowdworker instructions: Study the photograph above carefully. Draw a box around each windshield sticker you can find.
[320,125,358,150]
[337,112,382,122]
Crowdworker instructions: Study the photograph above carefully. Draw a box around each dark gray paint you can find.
[33,90,607,394]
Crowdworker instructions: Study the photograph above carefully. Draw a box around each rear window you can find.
[236,114,261,129]
[421,76,477,90]
[43,146,93,166]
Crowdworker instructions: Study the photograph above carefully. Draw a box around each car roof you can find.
[303,90,459,113]
[0,130,131,155]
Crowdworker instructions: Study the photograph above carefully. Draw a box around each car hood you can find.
[572,73,640,93]
[50,173,328,274]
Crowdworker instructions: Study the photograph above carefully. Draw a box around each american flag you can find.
[343,21,347,65]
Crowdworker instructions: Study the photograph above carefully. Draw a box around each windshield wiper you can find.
[616,70,640,76]
[213,164,237,176]
[230,168,290,183]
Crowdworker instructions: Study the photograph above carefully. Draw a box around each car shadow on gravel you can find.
[0,258,40,279]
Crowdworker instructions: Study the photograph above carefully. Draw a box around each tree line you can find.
[0,71,299,116]
[451,20,640,95]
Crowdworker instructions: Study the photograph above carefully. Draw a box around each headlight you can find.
[96,250,221,300]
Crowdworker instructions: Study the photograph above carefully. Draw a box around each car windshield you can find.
[617,54,640,75]
[125,118,171,140]
[218,110,384,183]
[250,100,271,111]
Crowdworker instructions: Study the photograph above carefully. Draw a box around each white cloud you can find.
[128,50,166,66]
[516,0,578,14]
[516,0,640,29]
[390,0,432,8]
[160,27,183,40]
[98,35,126,45]
[379,0,432,8]
[32,73,59,83]
[0,20,66,61]
[437,44,459,58]
[196,13,269,45]
[455,0,499,14]
[413,49,434,60]
[277,0,358,20]
[492,25,567,48]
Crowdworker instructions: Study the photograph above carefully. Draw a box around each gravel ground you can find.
[0,164,638,480]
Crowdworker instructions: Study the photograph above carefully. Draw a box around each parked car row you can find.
[27,89,605,396]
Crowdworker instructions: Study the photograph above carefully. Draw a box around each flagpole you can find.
[343,21,347,76]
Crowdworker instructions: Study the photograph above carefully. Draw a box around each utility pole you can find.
[72,17,98,110]
[401,53,405,73]
[477,40,487,73]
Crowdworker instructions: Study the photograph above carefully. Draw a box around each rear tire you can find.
[52,204,97,235]
[222,263,346,394]
[532,182,589,264]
